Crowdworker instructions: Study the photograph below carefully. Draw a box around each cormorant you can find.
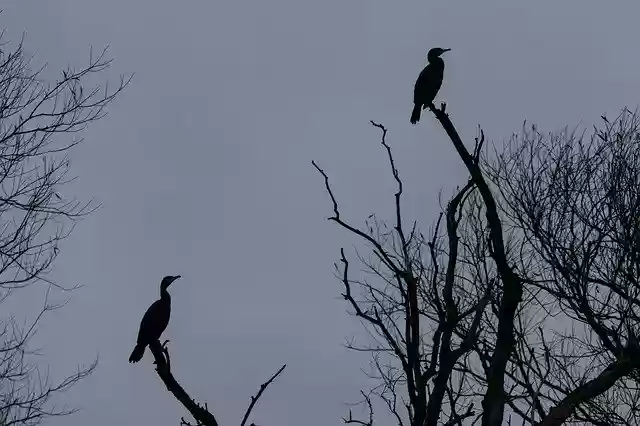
[129,275,181,363]
[410,47,451,125]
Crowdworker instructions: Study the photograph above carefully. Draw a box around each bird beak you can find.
[171,275,181,283]
[442,48,451,53]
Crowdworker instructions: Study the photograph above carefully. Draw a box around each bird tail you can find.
[129,343,146,363]
[410,104,421,125]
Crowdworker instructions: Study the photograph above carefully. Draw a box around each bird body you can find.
[129,275,181,363]
[410,48,450,125]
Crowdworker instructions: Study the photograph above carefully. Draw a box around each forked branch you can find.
[149,341,218,426]
[429,103,523,426]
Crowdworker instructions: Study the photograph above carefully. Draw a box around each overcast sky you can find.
[2,1,640,425]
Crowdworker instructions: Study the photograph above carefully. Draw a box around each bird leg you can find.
[163,345,171,370]
[151,339,170,370]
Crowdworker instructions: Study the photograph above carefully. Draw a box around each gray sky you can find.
[2,1,640,425]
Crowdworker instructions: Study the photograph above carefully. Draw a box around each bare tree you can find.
[314,103,640,425]
[480,108,640,425]
[0,30,129,425]
[312,117,496,426]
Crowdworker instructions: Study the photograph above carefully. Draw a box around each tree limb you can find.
[149,341,219,426]
[240,364,287,426]
[430,103,524,426]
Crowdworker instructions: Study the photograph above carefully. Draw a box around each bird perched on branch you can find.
[410,47,451,125]
[129,275,181,363]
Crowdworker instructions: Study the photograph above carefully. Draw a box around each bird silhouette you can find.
[129,275,181,363]
[410,47,450,125]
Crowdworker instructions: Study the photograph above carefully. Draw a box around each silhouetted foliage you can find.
[314,102,640,425]
[0,29,129,425]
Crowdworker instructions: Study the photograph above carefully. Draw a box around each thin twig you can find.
[240,364,287,426]
[342,390,374,426]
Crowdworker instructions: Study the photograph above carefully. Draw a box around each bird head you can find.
[160,275,181,291]
[427,47,451,61]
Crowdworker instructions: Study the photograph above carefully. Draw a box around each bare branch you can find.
[149,341,219,426]
[343,390,374,426]
[240,364,287,426]
[0,29,128,425]
[312,160,402,274]
[430,103,524,426]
